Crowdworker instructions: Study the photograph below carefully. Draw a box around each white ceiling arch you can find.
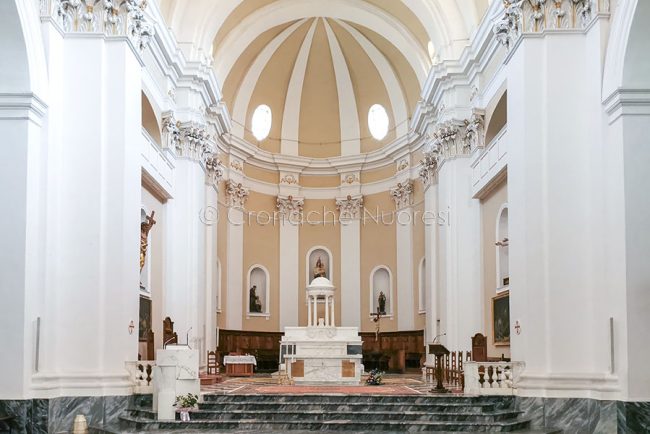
[211,0,431,86]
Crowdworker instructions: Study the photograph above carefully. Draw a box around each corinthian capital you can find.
[336,195,364,220]
[204,153,224,185]
[494,0,604,51]
[46,0,154,50]
[419,151,439,188]
[225,181,249,209]
[390,182,414,210]
[277,195,304,220]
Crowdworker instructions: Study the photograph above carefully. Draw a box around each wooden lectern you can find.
[428,343,450,393]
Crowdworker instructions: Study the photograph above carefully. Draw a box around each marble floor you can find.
[200,373,463,396]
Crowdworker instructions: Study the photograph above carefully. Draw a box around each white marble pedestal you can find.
[282,326,363,384]
[153,346,200,420]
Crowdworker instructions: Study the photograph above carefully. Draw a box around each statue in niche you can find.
[140,211,156,273]
[378,291,387,315]
[249,285,262,313]
[313,256,327,279]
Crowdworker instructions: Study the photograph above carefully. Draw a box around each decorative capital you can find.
[177,123,212,160]
[463,112,485,152]
[336,195,364,220]
[494,0,605,51]
[225,181,249,209]
[390,182,414,210]
[162,114,180,150]
[419,152,439,188]
[276,195,304,220]
[45,0,155,50]
[204,153,224,185]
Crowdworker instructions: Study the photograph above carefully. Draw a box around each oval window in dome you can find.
[251,104,272,141]
[368,104,389,140]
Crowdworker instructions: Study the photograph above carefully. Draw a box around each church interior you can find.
[1,0,649,432]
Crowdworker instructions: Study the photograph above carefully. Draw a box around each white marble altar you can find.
[153,346,200,420]
[281,277,363,384]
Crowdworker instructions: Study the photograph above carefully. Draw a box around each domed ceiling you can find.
[159,0,490,159]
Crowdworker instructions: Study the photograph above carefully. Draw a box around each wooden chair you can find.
[471,333,488,362]
[207,351,218,375]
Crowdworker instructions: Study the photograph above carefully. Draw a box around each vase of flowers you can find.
[366,369,384,386]
[174,393,199,421]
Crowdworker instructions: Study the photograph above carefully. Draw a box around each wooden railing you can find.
[463,361,525,395]
[423,350,471,389]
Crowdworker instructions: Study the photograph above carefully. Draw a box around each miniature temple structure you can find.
[281,277,363,384]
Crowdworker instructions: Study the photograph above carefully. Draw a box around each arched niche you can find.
[141,92,162,146]
[370,266,393,316]
[485,91,507,145]
[306,246,333,286]
[418,257,426,312]
[247,264,270,317]
[496,204,509,289]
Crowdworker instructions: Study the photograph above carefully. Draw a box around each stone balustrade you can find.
[125,360,155,394]
[463,361,525,395]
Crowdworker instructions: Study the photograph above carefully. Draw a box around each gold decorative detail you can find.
[140,211,156,272]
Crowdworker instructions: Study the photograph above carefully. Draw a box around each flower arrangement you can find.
[174,393,199,421]
[366,369,384,386]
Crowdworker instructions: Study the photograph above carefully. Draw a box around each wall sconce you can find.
[128,320,135,335]
[514,320,521,335]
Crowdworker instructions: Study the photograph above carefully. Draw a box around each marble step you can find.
[198,400,500,413]
[117,415,533,432]
[124,407,523,423]
[202,393,497,404]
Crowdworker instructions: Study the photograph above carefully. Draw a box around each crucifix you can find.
[372,307,383,342]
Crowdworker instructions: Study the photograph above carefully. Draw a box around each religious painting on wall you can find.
[492,292,510,345]
[139,296,152,341]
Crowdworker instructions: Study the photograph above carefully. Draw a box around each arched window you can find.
[496,205,509,289]
[368,104,389,140]
[251,104,272,140]
[418,258,426,312]
[306,246,333,286]
[370,266,393,316]
[247,265,270,317]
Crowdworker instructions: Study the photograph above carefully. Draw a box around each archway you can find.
[0,0,48,398]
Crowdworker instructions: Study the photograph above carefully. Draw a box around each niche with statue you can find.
[247,265,269,317]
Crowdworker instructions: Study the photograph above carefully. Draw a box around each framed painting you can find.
[492,292,510,346]
[138,296,152,341]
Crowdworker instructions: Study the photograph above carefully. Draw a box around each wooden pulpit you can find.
[428,343,450,393]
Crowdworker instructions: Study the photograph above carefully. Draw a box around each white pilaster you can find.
[507,27,616,397]
[278,195,303,329]
[436,158,481,351]
[391,183,415,330]
[337,195,363,327]
[224,181,248,330]
[32,35,142,397]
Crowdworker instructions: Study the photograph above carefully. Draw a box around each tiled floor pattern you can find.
[201,373,463,395]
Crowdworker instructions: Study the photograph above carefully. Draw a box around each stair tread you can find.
[120,415,531,426]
